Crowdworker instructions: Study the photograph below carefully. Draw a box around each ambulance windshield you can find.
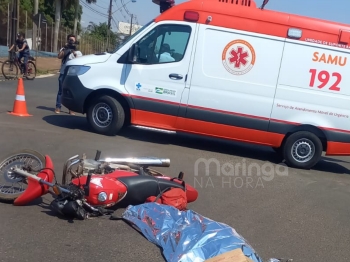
[112,20,154,53]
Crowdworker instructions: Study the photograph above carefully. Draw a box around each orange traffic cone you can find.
[8,78,32,117]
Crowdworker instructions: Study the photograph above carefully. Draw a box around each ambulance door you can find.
[183,24,286,144]
[272,29,350,134]
[123,21,197,130]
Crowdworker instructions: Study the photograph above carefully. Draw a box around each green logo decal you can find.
[155,87,163,94]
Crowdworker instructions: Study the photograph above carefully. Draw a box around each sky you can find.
[81,0,350,32]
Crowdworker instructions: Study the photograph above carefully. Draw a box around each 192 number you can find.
[309,69,341,91]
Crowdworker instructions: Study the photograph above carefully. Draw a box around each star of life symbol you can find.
[229,46,249,69]
[136,83,141,91]
[222,40,256,75]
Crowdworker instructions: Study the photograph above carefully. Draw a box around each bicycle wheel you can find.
[26,61,36,80]
[1,60,18,80]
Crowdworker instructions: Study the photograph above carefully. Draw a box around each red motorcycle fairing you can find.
[14,155,55,206]
[71,173,129,207]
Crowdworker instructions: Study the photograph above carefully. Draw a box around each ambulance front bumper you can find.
[61,75,93,114]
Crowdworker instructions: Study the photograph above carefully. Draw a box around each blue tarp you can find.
[122,203,284,262]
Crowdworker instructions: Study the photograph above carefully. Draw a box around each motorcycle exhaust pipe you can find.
[102,157,170,167]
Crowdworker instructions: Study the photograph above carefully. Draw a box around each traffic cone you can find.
[8,78,32,117]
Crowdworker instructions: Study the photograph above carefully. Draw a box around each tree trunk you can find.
[73,0,79,35]
[53,0,62,53]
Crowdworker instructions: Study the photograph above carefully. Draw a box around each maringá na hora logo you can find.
[222,39,256,75]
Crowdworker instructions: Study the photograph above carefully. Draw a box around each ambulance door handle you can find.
[169,73,183,80]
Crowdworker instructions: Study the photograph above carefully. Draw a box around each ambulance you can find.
[61,0,350,170]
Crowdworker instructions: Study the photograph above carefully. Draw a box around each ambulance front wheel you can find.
[86,95,125,136]
[282,131,323,169]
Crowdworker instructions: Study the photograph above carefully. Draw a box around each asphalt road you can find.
[1,76,350,262]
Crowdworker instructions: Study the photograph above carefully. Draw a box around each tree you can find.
[74,0,96,35]
[0,0,86,51]
[73,0,79,35]
[84,21,122,48]
[53,0,67,52]
[53,0,97,52]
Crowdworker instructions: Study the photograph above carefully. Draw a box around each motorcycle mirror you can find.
[95,150,101,161]
[84,170,93,197]
[178,171,184,180]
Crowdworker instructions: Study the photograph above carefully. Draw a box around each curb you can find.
[36,74,57,79]
[0,73,58,82]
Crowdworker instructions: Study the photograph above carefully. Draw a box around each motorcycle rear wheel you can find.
[0,149,45,202]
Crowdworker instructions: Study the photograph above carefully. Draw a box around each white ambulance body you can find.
[61,0,350,169]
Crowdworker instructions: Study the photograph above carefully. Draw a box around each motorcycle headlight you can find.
[97,192,108,202]
[67,65,90,76]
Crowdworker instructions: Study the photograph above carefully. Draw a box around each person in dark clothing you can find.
[55,34,82,114]
[8,33,30,76]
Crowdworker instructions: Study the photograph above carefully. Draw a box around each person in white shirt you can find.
[55,34,82,114]
[157,43,175,63]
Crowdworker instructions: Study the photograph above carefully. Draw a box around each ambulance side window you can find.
[135,24,191,64]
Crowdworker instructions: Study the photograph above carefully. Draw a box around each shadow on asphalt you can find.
[42,114,350,175]
[42,114,91,132]
[11,197,44,206]
[37,106,56,113]
[37,106,76,115]
[37,200,81,223]
[313,159,350,175]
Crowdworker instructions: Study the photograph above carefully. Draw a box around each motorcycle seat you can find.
[117,175,184,207]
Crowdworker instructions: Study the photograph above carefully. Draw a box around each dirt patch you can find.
[34,57,61,73]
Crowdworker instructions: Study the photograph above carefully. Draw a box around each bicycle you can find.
[1,51,36,80]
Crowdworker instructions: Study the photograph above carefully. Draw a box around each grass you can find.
[36,68,50,75]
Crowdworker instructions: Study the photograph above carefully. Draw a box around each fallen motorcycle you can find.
[0,149,198,220]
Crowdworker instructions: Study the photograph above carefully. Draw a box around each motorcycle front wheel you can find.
[0,149,45,202]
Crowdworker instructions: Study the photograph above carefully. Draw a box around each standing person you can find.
[55,34,82,114]
[8,33,30,77]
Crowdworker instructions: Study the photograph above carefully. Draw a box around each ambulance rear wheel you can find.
[283,131,322,169]
[87,95,125,136]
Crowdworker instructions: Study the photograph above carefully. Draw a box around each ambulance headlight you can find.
[67,66,90,76]
[97,192,108,202]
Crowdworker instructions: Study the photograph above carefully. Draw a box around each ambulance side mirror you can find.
[128,43,138,63]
